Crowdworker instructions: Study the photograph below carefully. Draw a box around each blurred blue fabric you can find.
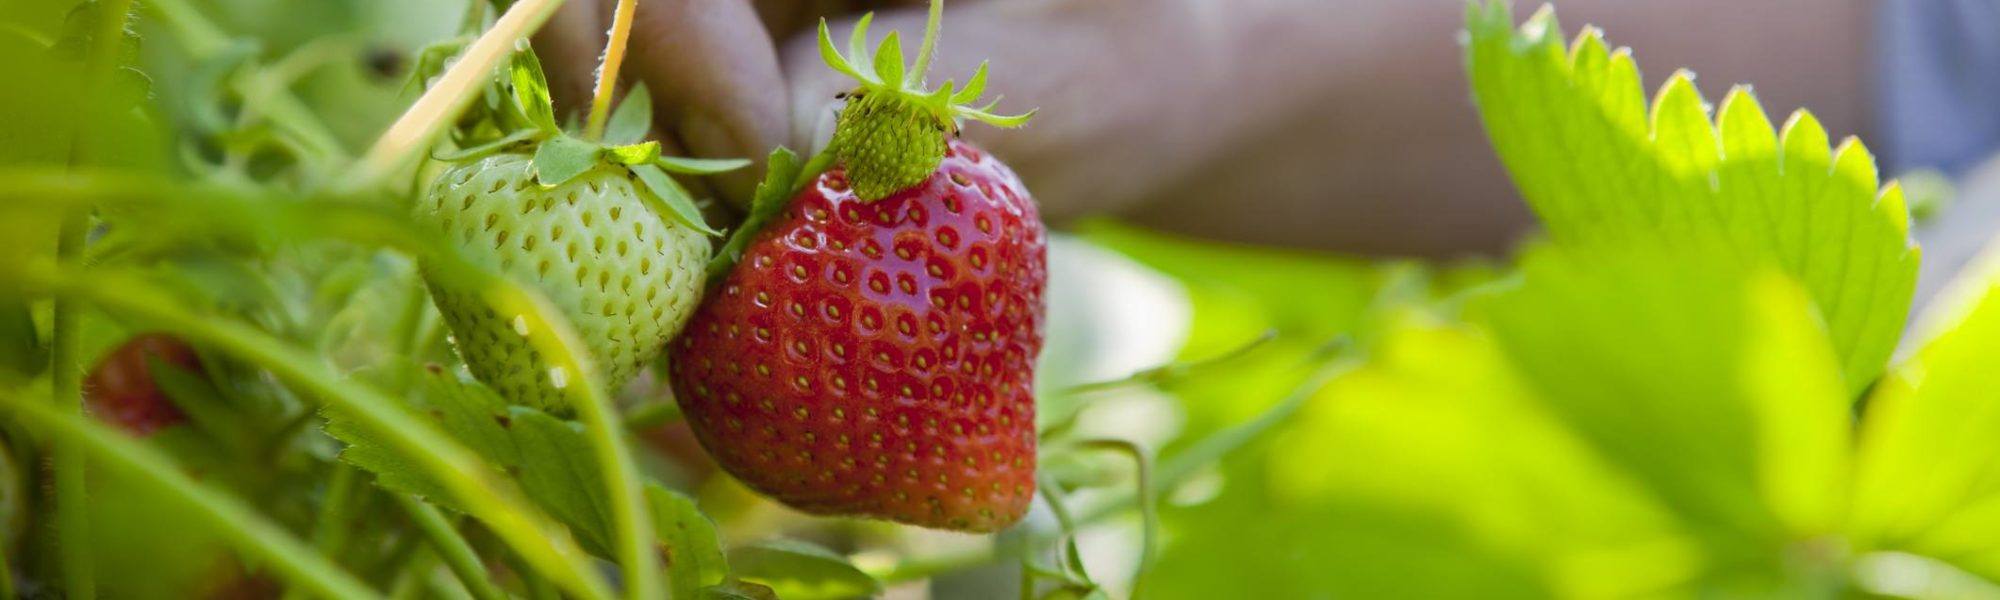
[1879,0,2000,174]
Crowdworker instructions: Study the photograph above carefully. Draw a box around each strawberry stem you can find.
[52,1,142,595]
[345,0,565,193]
[582,0,639,141]
[909,0,945,86]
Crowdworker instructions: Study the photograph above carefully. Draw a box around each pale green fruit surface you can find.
[416,153,710,412]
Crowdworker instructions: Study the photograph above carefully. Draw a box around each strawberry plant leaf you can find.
[646,484,729,597]
[604,83,653,145]
[655,156,754,175]
[1850,248,2000,579]
[1465,1,1919,394]
[729,539,881,600]
[532,135,599,187]
[604,141,661,165]
[1207,315,1695,597]
[1484,243,1849,563]
[631,163,722,236]
[707,147,803,279]
[326,364,618,557]
[511,44,559,134]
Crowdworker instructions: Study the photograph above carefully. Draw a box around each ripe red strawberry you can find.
[84,333,199,436]
[671,138,1045,531]
[670,2,1042,531]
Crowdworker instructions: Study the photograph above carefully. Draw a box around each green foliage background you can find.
[3,0,2000,599]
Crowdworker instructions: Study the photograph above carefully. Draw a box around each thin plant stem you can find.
[1078,440,1155,599]
[313,465,363,556]
[562,3,669,585]
[909,0,945,84]
[1035,473,1091,583]
[506,549,563,600]
[49,208,94,600]
[49,0,141,595]
[394,494,507,600]
[582,0,639,141]
[0,396,375,600]
[279,464,362,600]
[387,549,440,600]
[346,0,567,192]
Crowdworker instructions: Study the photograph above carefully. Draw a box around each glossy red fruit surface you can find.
[671,141,1046,531]
[84,333,199,436]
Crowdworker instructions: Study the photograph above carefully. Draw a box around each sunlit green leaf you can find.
[1148,314,1698,598]
[1465,1,1919,394]
[511,45,558,134]
[1851,246,2000,580]
[1484,243,1849,560]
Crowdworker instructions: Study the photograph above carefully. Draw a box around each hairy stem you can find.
[582,0,639,141]
[49,209,94,600]
[346,0,567,192]
[49,0,144,595]
[909,0,945,85]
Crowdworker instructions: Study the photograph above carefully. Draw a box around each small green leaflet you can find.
[511,42,559,134]
[533,135,599,187]
[872,32,905,87]
[647,484,729,598]
[605,84,654,145]
[1465,1,1919,395]
[707,147,804,279]
[632,163,722,236]
[729,539,881,600]
[605,141,661,165]
[656,156,754,175]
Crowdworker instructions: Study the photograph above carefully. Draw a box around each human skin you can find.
[540,0,1870,257]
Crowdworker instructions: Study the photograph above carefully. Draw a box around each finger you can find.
[530,0,606,118]
[623,0,791,206]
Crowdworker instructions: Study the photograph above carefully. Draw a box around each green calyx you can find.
[817,0,1034,201]
[440,43,750,237]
